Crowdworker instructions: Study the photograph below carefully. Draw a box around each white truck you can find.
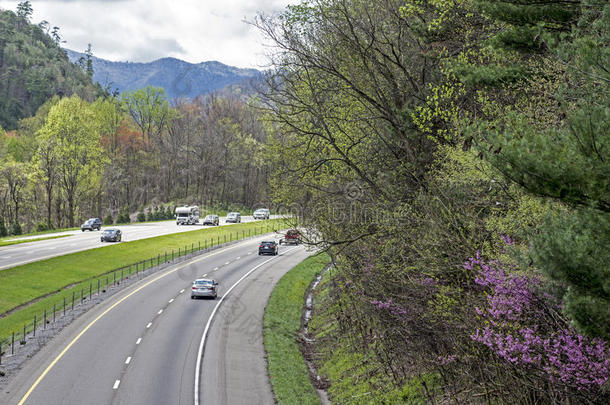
[175,205,200,225]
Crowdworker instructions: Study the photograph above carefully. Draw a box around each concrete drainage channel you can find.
[0,232,278,391]
[300,266,332,405]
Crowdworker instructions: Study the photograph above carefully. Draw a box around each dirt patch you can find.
[299,269,332,404]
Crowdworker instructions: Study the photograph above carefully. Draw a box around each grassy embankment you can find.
[0,219,285,341]
[308,271,438,404]
[264,253,330,405]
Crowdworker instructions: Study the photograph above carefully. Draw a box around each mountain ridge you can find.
[65,49,262,100]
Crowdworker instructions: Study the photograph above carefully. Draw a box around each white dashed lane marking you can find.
[146,322,152,329]
[179,289,185,294]
[169,299,174,303]
[125,357,131,365]
[157,309,163,315]
[113,380,120,390]
[136,338,142,345]
[213,267,218,271]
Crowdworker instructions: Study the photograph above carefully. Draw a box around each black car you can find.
[101,228,122,242]
[258,240,278,255]
[81,218,102,231]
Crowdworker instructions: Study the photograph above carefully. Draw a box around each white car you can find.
[253,208,270,220]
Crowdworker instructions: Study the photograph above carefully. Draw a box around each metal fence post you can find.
[63,297,66,316]
[72,292,75,310]
[81,289,84,304]
[89,284,92,300]
[23,324,26,342]
[11,332,15,354]
[33,315,36,337]
[53,303,56,323]
[97,279,100,295]
[43,310,47,330]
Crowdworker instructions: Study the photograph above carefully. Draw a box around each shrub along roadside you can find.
[0,219,286,341]
[309,271,438,404]
[263,253,330,405]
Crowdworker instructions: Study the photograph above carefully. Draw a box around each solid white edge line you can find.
[193,246,299,405]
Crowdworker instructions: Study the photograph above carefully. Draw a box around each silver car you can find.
[191,279,218,299]
[226,212,241,223]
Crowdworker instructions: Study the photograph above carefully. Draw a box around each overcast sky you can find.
[0,0,298,68]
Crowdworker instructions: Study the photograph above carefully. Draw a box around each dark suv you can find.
[81,218,102,231]
[258,241,278,256]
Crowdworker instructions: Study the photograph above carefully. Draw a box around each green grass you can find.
[0,234,72,247]
[0,219,286,341]
[263,253,330,405]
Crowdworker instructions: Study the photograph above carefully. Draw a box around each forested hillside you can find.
[0,3,269,235]
[257,0,609,403]
[0,5,102,130]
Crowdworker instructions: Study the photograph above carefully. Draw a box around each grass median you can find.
[0,219,285,341]
[0,234,72,248]
[264,252,330,405]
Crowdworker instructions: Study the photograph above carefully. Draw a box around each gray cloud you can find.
[0,0,299,67]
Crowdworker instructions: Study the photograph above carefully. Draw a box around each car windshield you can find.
[103,230,115,234]
[194,280,213,286]
[205,215,214,219]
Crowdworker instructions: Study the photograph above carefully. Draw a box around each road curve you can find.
[0,216,279,271]
[0,236,309,405]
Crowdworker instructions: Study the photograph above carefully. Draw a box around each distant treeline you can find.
[0,3,269,234]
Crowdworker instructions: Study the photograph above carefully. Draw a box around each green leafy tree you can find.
[37,96,108,227]
[0,158,30,225]
[16,1,33,22]
[121,86,175,144]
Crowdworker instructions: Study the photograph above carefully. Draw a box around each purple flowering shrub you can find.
[466,251,610,392]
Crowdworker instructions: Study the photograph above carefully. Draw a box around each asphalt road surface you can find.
[0,237,310,405]
[0,216,279,271]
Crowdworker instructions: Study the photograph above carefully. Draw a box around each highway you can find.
[0,237,310,405]
[0,215,277,271]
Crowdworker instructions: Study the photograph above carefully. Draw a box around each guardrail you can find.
[0,223,277,364]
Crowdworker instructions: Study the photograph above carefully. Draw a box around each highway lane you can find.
[0,215,279,271]
[0,236,309,405]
